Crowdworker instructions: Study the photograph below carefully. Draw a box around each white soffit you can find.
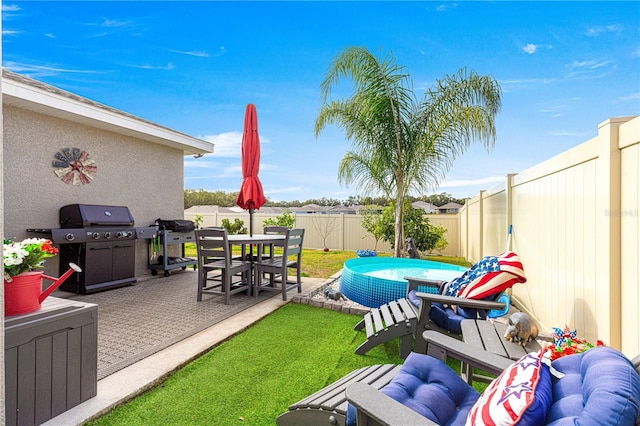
[2,71,214,156]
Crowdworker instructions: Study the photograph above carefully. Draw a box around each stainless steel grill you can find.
[29,204,156,294]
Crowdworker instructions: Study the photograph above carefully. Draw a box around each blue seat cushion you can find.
[408,290,490,335]
[346,352,479,426]
[547,346,640,425]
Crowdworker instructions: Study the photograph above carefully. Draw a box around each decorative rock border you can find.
[292,271,371,316]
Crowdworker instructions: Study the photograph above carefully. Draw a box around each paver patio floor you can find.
[56,269,272,379]
[45,272,326,425]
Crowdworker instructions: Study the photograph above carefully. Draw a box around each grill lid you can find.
[60,204,135,228]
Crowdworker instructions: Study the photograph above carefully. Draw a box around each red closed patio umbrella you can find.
[236,103,266,236]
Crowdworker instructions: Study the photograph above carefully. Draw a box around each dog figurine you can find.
[324,287,346,301]
[504,312,539,346]
[406,237,420,259]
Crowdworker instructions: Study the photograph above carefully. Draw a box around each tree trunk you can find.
[394,198,403,257]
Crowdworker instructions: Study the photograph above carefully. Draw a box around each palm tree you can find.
[315,46,501,256]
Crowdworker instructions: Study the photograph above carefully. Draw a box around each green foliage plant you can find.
[193,214,204,229]
[221,218,247,235]
[315,46,501,257]
[376,201,444,253]
[431,225,449,254]
[262,209,295,229]
[360,206,385,250]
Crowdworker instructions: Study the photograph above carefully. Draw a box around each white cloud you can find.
[98,18,134,28]
[585,24,623,37]
[184,156,241,179]
[540,103,569,117]
[201,132,243,157]
[620,92,640,101]
[436,3,457,12]
[2,30,21,36]
[44,33,56,39]
[198,131,273,158]
[169,49,209,58]
[129,62,175,71]
[2,4,21,12]
[551,130,585,137]
[565,59,615,79]
[522,43,552,55]
[3,61,100,78]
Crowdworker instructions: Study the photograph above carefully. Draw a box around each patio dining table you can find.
[227,233,286,260]
[226,233,286,292]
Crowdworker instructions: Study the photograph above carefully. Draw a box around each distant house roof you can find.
[2,69,214,156]
[326,205,357,214]
[438,202,463,213]
[440,202,463,209]
[412,201,438,213]
[290,204,326,214]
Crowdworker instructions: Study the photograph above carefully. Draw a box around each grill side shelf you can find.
[148,230,197,277]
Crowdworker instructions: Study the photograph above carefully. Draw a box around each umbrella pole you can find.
[248,208,254,262]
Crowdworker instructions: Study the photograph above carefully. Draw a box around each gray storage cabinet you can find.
[5,297,98,426]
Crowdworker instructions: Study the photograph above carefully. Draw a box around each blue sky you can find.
[3,1,639,203]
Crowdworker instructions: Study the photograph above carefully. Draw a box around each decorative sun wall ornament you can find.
[52,147,97,185]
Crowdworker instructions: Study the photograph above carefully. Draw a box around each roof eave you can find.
[2,73,214,156]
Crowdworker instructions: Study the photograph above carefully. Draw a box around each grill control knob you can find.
[104,232,112,239]
[116,231,125,238]
[126,231,133,238]
[65,233,75,242]
[91,232,100,240]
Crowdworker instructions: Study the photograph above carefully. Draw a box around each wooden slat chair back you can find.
[262,225,289,259]
[254,228,304,301]
[195,227,251,305]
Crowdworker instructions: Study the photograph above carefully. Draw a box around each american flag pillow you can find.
[445,251,526,300]
[466,350,552,426]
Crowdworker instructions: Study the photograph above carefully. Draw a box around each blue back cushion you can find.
[407,290,490,334]
[346,352,479,426]
[547,347,640,425]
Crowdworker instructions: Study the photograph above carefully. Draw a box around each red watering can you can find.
[4,263,82,316]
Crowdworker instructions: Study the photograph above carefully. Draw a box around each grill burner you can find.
[29,204,156,294]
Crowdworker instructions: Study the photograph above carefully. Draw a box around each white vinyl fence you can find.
[183,211,460,257]
[458,116,639,357]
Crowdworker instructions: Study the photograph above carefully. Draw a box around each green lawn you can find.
[87,304,405,426]
[92,249,474,425]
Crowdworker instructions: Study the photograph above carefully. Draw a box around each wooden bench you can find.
[353,299,417,358]
[276,363,401,426]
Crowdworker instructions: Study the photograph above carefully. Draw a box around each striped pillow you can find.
[447,251,526,300]
[466,349,552,425]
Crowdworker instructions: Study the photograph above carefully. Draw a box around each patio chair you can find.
[354,252,526,358]
[195,227,252,304]
[346,336,640,425]
[253,228,304,301]
[262,225,289,260]
[277,331,640,426]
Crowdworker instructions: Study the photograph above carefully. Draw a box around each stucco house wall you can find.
[2,70,213,278]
